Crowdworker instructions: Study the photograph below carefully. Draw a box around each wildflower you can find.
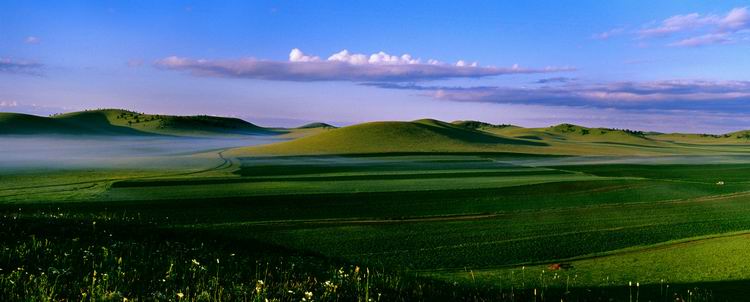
[216,258,220,264]
[177,292,184,299]
[305,291,313,299]
[191,259,200,266]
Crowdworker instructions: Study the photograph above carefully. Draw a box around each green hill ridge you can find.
[1,109,274,136]
[229,119,547,156]
[297,122,336,129]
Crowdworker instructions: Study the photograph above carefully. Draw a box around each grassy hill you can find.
[1,109,276,136]
[230,119,750,156]
[482,123,659,145]
[452,120,518,130]
[228,119,547,156]
[297,122,336,129]
[0,112,90,135]
[649,130,750,144]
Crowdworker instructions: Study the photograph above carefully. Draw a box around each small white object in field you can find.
[717,181,725,185]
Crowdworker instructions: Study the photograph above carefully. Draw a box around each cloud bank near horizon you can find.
[366,80,750,113]
[0,58,43,75]
[154,49,574,82]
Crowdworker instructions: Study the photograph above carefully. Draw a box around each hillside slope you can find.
[228,119,547,156]
[0,112,86,135]
[1,109,276,136]
[483,123,664,146]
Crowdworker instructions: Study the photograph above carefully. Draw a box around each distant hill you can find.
[476,123,663,146]
[296,122,336,129]
[452,120,517,130]
[228,118,546,156]
[0,109,275,136]
[648,130,750,144]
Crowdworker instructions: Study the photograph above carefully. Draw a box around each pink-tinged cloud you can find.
[638,13,717,38]
[0,58,42,75]
[670,33,732,47]
[155,49,574,82]
[620,7,750,47]
[368,80,750,112]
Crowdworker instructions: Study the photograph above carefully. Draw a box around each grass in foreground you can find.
[0,214,729,301]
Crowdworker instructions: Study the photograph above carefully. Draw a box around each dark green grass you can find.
[225,193,750,270]
[6,157,750,300]
[554,163,750,183]
[0,216,484,302]
[234,155,527,177]
[113,170,571,188]
[3,216,726,301]
[16,178,743,225]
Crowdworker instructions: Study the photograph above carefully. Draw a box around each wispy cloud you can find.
[668,33,732,47]
[0,100,19,108]
[592,28,625,40]
[0,58,43,75]
[638,13,718,38]
[155,48,574,82]
[596,7,750,47]
[534,77,576,84]
[369,80,750,112]
[24,36,40,44]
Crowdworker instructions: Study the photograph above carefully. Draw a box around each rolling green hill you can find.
[451,120,518,130]
[228,119,547,156]
[230,119,750,156]
[0,109,276,136]
[0,112,90,135]
[297,122,336,129]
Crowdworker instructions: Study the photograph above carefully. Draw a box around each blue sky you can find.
[2,1,750,132]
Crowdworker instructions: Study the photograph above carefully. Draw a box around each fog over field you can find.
[0,135,285,170]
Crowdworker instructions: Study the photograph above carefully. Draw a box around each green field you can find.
[4,110,750,301]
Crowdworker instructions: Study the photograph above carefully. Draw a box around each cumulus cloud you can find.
[369,80,750,112]
[0,58,43,75]
[289,48,320,62]
[155,48,573,82]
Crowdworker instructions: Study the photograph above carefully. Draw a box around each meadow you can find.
[4,111,750,300]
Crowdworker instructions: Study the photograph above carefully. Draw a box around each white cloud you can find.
[639,13,717,37]
[632,7,750,47]
[156,49,573,82]
[0,101,18,107]
[670,33,732,47]
[592,28,625,40]
[24,36,40,44]
[327,50,368,65]
[288,48,320,62]
[719,7,750,30]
